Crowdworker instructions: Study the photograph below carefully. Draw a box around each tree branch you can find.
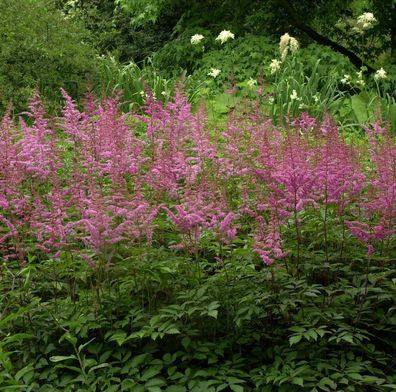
[278,0,375,74]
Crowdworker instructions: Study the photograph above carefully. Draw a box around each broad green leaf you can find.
[289,335,302,346]
[230,384,244,392]
[141,367,161,381]
[351,93,370,124]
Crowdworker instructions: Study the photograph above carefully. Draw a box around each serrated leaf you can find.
[110,332,127,346]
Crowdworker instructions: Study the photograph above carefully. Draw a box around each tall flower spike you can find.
[279,33,299,60]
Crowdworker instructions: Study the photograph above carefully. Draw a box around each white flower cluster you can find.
[279,33,299,60]
[191,30,235,47]
[339,67,387,86]
[341,74,351,85]
[353,12,377,33]
[267,34,298,76]
[374,67,387,80]
[290,89,301,101]
[191,34,204,44]
[356,70,365,87]
[208,68,221,78]
[269,59,282,74]
[216,30,235,44]
[341,72,365,87]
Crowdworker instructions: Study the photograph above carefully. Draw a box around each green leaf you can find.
[292,377,304,387]
[319,377,337,390]
[306,330,318,341]
[351,93,370,124]
[289,335,302,346]
[230,385,244,392]
[165,327,180,335]
[141,367,161,381]
[78,338,95,353]
[14,364,34,382]
[145,378,166,387]
[50,355,77,363]
[348,373,363,381]
[341,335,354,344]
[165,386,186,392]
[88,363,110,373]
[131,353,151,368]
[110,332,128,346]
[59,332,77,347]
[2,333,33,346]
[289,326,305,333]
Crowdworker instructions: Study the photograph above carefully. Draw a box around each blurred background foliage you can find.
[0,0,395,114]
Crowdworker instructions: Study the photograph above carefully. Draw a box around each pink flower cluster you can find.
[0,91,394,266]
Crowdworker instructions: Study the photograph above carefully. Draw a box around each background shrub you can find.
[0,0,99,114]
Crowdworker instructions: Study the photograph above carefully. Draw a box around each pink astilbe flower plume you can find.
[313,116,365,208]
[16,93,56,181]
[0,88,394,269]
[345,123,396,254]
[254,215,287,266]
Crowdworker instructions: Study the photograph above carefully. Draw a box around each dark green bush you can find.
[0,0,99,114]
[1,246,395,391]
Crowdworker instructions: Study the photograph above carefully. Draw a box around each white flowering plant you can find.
[352,12,377,34]
[191,34,204,45]
[270,59,282,74]
[207,68,221,78]
[374,68,387,81]
[215,30,235,44]
[265,57,343,123]
[279,33,299,61]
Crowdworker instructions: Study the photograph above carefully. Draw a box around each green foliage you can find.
[97,57,174,111]
[54,0,182,64]
[1,1,396,388]
[0,0,99,114]
[1,243,395,390]
[115,0,396,70]
[263,54,350,123]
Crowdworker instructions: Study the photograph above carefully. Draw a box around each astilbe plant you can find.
[0,107,18,249]
[346,122,395,256]
[60,92,156,265]
[311,116,365,261]
[252,122,317,266]
[0,90,394,269]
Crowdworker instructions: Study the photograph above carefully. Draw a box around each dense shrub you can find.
[0,0,99,114]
